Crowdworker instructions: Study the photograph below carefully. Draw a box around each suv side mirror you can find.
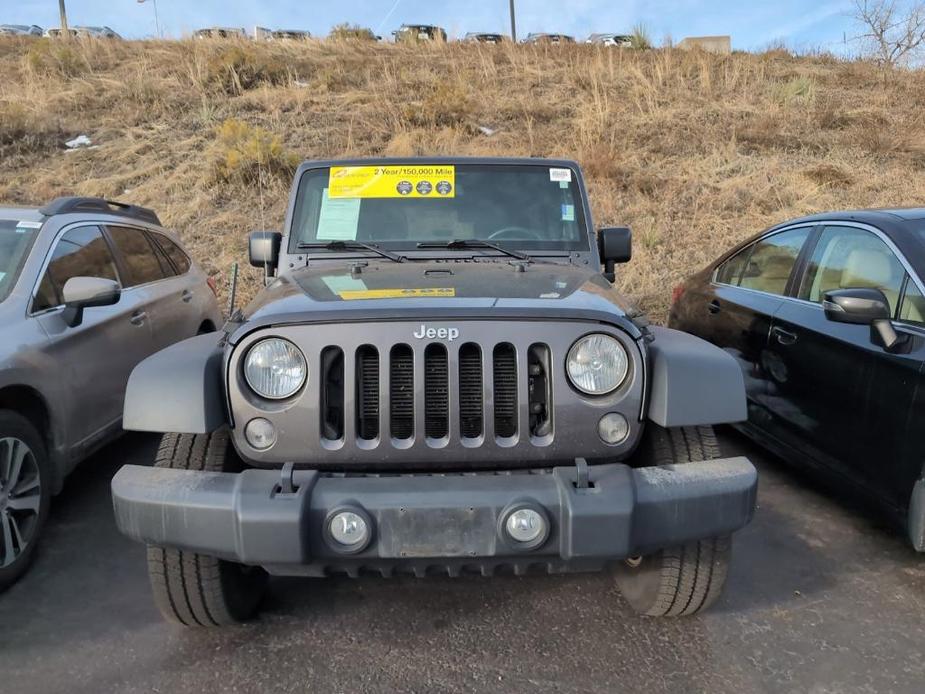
[598,227,632,282]
[61,276,121,328]
[823,287,906,352]
[248,231,282,279]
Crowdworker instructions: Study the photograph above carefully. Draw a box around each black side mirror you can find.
[248,231,282,279]
[598,227,632,282]
[823,287,906,352]
[61,276,121,328]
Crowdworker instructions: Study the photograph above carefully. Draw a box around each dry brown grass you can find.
[3,36,925,320]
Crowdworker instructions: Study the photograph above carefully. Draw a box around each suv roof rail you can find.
[38,197,161,226]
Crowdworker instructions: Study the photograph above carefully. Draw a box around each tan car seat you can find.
[839,248,900,312]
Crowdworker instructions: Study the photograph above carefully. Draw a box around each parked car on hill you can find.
[0,25,43,37]
[73,26,121,39]
[194,27,247,39]
[0,197,221,590]
[463,32,507,44]
[111,157,757,626]
[586,33,633,47]
[43,28,78,38]
[392,24,447,42]
[669,209,925,550]
[523,33,575,44]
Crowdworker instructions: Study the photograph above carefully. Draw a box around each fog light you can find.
[329,511,370,548]
[245,418,277,450]
[505,508,546,543]
[598,413,629,445]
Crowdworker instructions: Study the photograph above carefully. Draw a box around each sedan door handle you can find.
[181,289,193,303]
[130,310,147,326]
[772,326,798,345]
[708,300,722,315]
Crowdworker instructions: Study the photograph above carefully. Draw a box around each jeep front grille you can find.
[323,340,547,447]
[229,321,644,467]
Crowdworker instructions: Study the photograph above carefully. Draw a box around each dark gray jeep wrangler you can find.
[111,158,757,626]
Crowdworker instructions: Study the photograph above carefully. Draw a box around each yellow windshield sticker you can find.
[338,288,456,300]
[329,165,455,199]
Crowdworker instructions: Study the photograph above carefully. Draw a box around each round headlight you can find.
[244,338,307,399]
[567,334,628,395]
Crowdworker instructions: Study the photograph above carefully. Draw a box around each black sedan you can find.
[669,209,925,550]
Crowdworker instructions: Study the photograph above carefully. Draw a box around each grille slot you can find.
[424,344,449,439]
[356,346,379,440]
[390,344,414,440]
[458,343,483,438]
[320,347,344,440]
[493,343,518,438]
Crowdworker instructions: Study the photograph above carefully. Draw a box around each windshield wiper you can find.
[298,240,404,262]
[416,239,530,261]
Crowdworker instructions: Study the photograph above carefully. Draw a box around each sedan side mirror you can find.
[598,227,632,282]
[61,276,121,328]
[823,287,906,352]
[248,231,282,280]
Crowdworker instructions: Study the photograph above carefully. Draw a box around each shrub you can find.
[630,24,653,50]
[772,76,816,106]
[23,40,86,78]
[211,119,298,185]
[202,45,291,95]
[329,24,377,41]
[402,83,471,127]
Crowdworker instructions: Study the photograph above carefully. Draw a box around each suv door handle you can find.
[181,289,193,303]
[708,300,722,315]
[772,326,798,345]
[130,310,147,326]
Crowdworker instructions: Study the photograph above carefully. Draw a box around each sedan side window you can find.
[798,226,905,314]
[899,279,925,325]
[738,227,810,296]
[32,225,119,312]
[108,226,174,287]
[714,245,752,285]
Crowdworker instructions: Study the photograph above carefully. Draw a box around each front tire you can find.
[614,425,731,616]
[147,430,267,626]
[0,410,51,592]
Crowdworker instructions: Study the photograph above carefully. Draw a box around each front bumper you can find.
[111,458,757,576]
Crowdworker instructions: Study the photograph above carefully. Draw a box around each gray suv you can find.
[0,197,221,589]
[112,158,757,626]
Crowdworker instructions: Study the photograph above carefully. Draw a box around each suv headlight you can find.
[244,338,307,399]
[566,334,628,395]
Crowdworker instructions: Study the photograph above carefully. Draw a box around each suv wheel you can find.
[614,425,731,616]
[147,430,267,626]
[0,410,51,592]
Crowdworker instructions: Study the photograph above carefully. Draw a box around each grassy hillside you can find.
[2,37,925,320]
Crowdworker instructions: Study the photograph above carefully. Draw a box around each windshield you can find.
[288,164,589,254]
[0,219,41,303]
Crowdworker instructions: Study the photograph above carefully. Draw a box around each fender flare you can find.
[123,333,227,434]
[645,326,747,428]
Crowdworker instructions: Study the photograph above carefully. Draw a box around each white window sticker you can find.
[549,167,572,183]
[317,189,361,241]
[16,221,42,229]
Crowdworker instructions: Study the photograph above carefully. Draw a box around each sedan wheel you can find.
[0,437,42,570]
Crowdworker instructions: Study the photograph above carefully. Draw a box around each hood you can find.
[234,259,643,341]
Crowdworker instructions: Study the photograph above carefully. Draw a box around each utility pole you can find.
[138,0,162,38]
[58,0,69,36]
[509,0,517,42]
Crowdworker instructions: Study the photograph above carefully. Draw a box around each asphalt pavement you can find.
[1,429,923,694]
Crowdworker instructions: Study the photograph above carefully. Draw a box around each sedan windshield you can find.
[0,219,40,303]
[288,164,589,254]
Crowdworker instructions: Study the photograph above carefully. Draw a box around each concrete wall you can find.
[678,36,732,55]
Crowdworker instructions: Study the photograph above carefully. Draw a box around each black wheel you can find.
[614,425,731,616]
[147,429,267,626]
[0,410,51,592]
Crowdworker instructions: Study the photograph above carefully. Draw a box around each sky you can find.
[3,0,857,53]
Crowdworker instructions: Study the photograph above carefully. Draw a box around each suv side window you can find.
[899,278,925,325]
[152,233,191,274]
[737,227,811,296]
[108,226,175,287]
[714,244,752,285]
[798,226,905,314]
[32,225,119,312]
